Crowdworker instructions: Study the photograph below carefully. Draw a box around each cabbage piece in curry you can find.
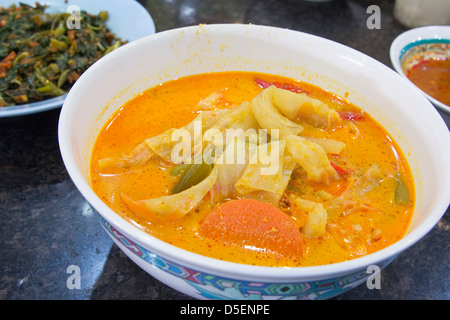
[90,72,414,267]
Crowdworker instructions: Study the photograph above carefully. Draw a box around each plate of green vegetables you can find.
[0,0,155,117]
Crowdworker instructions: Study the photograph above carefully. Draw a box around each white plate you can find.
[390,26,450,114]
[0,0,155,117]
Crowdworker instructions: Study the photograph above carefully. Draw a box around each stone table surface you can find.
[0,0,448,300]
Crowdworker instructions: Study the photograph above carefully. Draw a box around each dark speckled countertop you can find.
[0,0,449,300]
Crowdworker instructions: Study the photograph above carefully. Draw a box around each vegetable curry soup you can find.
[90,72,414,267]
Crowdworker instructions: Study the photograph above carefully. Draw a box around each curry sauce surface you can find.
[90,72,414,267]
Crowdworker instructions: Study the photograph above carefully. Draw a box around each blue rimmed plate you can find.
[0,0,155,117]
[390,26,450,114]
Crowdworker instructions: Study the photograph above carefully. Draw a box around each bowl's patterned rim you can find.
[94,209,394,300]
[400,39,450,74]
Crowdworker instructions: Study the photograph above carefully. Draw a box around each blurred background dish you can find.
[394,0,450,29]
[0,0,155,117]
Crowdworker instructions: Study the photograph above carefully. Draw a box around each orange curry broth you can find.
[407,58,450,107]
[90,71,414,267]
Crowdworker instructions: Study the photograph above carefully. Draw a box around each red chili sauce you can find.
[406,58,450,107]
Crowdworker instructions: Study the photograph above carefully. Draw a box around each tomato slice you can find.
[254,78,309,94]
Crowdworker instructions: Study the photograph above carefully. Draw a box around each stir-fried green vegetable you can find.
[0,3,126,106]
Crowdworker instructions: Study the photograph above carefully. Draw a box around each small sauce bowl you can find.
[390,26,450,113]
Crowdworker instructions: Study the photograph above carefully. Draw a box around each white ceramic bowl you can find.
[59,24,450,300]
[390,25,450,114]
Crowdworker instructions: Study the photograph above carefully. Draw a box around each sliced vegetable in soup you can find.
[90,72,414,267]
